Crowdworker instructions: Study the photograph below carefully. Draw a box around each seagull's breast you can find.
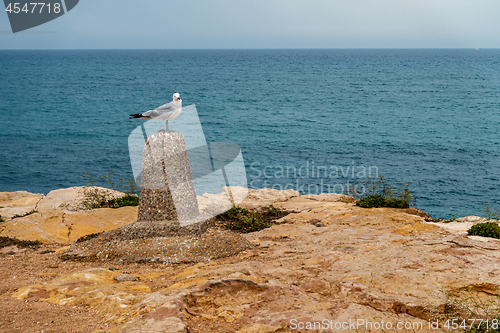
[169,106,182,120]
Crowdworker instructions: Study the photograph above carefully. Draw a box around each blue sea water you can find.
[1,49,499,218]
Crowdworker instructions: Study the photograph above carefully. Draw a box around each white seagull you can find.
[130,93,182,130]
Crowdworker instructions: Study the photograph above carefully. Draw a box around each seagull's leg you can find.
[166,120,169,131]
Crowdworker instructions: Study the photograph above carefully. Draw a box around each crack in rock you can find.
[61,212,72,242]
[34,195,45,211]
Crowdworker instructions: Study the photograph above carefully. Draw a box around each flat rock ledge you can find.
[61,220,254,264]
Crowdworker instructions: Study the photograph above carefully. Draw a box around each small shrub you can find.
[0,215,3,222]
[220,206,247,220]
[0,236,41,249]
[80,171,139,210]
[40,250,55,254]
[467,222,500,239]
[268,206,281,215]
[445,288,500,333]
[11,209,38,219]
[76,232,103,243]
[80,187,112,210]
[103,195,139,208]
[81,189,138,210]
[385,198,410,209]
[349,175,415,208]
[218,206,270,233]
[81,172,139,195]
[356,195,387,208]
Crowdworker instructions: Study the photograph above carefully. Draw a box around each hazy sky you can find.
[1,0,499,49]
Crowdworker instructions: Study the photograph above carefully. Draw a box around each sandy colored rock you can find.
[0,191,44,221]
[65,206,138,242]
[8,189,500,332]
[427,215,499,236]
[0,187,137,244]
[0,191,43,207]
[238,188,300,212]
[0,206,138,244]
[13,268,152,323]
[115,274,139,282]
[0,210,66,243]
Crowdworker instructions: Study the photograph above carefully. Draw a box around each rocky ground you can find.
[1,187,500,332]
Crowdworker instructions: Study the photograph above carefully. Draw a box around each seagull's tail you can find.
[129,113,147,119]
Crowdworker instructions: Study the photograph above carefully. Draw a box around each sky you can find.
[1,0,500,49]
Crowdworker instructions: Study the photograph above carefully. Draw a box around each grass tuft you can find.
[0,236,41,249]
[217,206,271,233]
[11,209,38,219]
[76,232,103,243]
[350,175,414,209]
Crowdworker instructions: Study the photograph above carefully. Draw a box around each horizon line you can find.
[0,47,496,51]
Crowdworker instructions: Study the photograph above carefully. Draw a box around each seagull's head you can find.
[173,93,182,103]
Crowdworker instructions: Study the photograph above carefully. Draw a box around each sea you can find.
[1,49,499,219]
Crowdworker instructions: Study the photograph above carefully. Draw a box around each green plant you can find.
[356,194,387,208]
[101,171,116,190]
[76,232,103,243]
[0,215,3,222]
[11,209,38,219]
[80,172,139,210]
[268,206,281,215]
[385,198,410,209]
[468,222,500,239]
[220,206,247,220]
[81,190,139,210]
[117,177,140,196]
[103,195,139,208]
[356,195,409,209]
[0,236,41,249]
[218,206,271,233]
[444,288,500,332]
[484,202,500,221]
[81,172,97,186]
[80,187,112,210]
[58,203,71,210]
[81,172,139,195]
[350,175,415,209]
[40,250,55,254]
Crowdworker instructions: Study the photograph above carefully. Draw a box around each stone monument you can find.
[137,130,199,225]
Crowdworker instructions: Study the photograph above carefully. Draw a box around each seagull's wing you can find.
[143,102,176,120]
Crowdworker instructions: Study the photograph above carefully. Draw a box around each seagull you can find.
[130,93,182,130]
